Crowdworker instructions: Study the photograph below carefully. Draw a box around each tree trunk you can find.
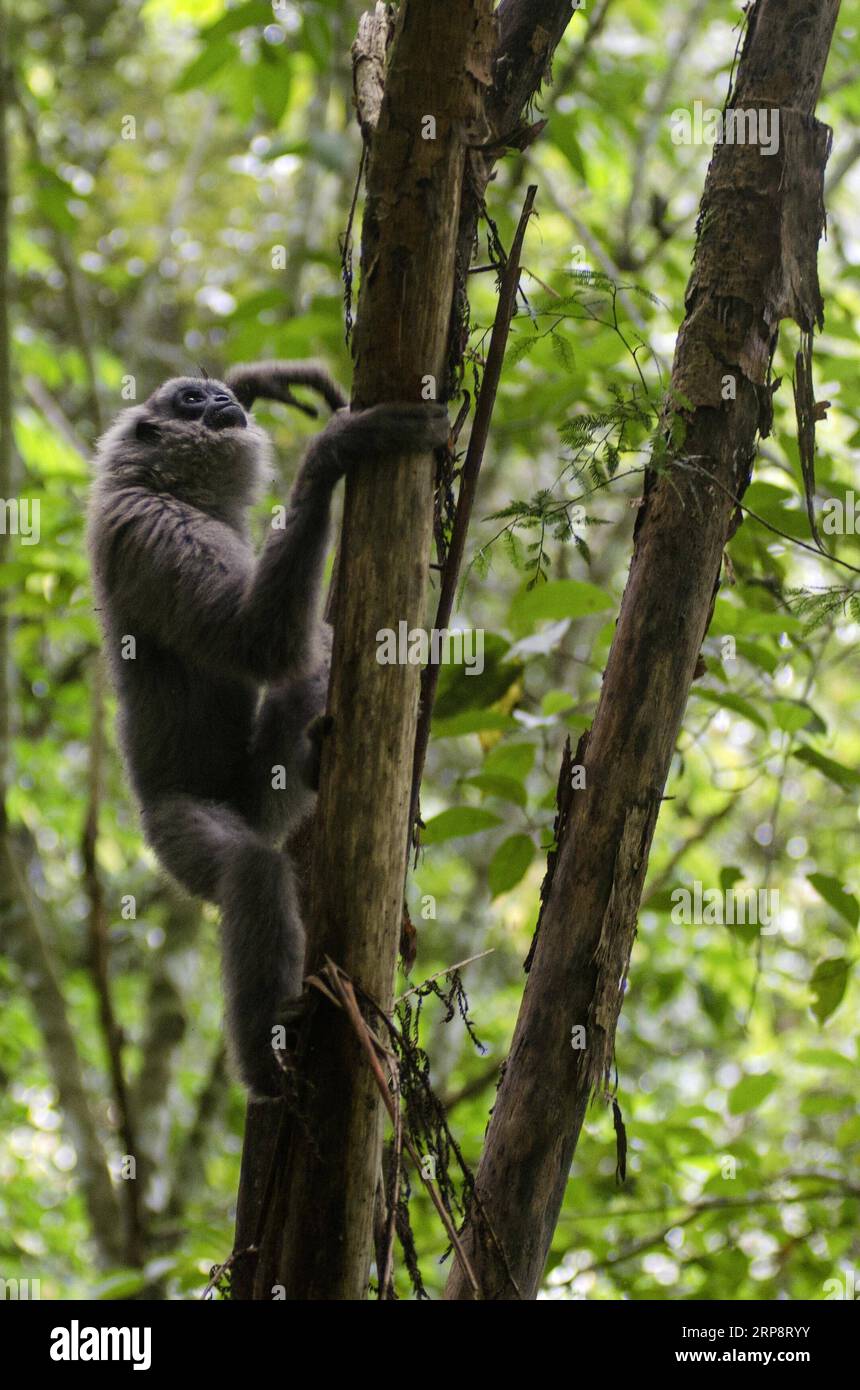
[240,0,496,1302]
[445,0,840,1301]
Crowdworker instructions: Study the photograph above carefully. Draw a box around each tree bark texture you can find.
[445,0,840,1300]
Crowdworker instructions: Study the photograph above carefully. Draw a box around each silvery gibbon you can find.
[88,361,447,1097]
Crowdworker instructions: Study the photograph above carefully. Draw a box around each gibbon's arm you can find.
[98,475,333,684]
[225,360,348,417]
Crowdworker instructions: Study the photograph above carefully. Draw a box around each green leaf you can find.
[642,886,679,913]
[564,712,592,732]
[433,634,516,719]
[483,742,535,780]
[200,0,273,41]
[550,330,575,373]
[30,162,79,235]
[253,49,292,126]
[809,957,850,1023]
[542,690,576,716]
[794,1047,854,1068]
[792,745,860,791]
[302,11,332,70]
[463,773,527,809]
[771,700,826,734]
[433,636,522,717]
[91,1268,151,1299]
[727,1073,778,1115]
[421,807,502,845]
[509,579,613,630]
[488,835,535,897]
[432,711,518,738]
[174,35,235,92]
[551,112,587,179]
[807,874,860,928]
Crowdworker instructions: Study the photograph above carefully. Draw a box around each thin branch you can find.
[409,186,537,840]
[642,798,736,904]
[166,1044,229,1221]
[558,1183,860,1282]
[552,0,615,94]
[825,130,860,195]
[132,886,202,1195]
[81,655,144,1264]
[395,949,494,1004]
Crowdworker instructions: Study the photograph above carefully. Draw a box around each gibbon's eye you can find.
[180,389,205,405]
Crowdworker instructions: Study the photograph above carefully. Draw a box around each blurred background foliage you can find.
[1,0,858,1300]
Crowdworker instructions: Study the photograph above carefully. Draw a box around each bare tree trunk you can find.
[445,0,840,1301]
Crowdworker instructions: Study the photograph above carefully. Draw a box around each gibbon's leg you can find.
[143,794,303,1099]
[243,632,332,839]
[243,680,322,839]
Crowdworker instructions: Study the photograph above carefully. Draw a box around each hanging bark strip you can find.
[446,0,841,1301]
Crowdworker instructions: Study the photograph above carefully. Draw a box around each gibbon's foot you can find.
[247,996,306,1103]
[247,1011,300,1103]
[244,1041,285,1103]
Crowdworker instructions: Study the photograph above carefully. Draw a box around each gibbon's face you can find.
[111,376,270,511]
[153,377,248,433]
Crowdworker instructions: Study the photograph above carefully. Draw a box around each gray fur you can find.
[87,369,448,1098]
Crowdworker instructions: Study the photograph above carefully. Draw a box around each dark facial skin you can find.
[151,378,248,433]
